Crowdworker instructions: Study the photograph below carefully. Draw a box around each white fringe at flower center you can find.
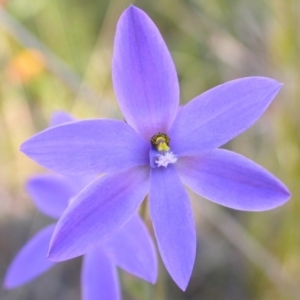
[155,151,178,168]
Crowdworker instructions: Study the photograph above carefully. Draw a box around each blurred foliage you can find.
[0,0,300,299]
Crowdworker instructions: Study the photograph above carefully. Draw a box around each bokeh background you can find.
[0,0,299,299]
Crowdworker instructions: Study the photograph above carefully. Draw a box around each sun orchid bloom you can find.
[5,112,157,300]
[21,6,290,290]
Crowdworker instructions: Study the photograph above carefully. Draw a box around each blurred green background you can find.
[0,0,299,299]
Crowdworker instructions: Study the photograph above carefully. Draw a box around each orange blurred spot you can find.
[6,49,45,83]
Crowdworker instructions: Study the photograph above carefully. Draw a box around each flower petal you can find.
[21,119,149,176]
[4,224,56,289]
[104,214,157,283]
[149,166,196,291]
[48,167,149,261]
[50,111,75,127]
[82,248,120,300]
[177,149,290,211]
[26,174,75,218]
[112,6,179,140]
[169,77,282,155]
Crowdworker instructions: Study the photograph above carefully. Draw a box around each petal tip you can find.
[149,278,156,285]
[123,4,140,16]
[279,187,291,206]
[265,77,283,94]
[47,248,61,262]
[127,4,139,11]
[48,228,85,262]
[2,280,13,290]
[47,241,65,262]
[274,80,283,91]
[270,182,291,210]
[245,76,283,92]
[47,237,63,262]
[177,279,189,291]
[248,184,291,212]
[139,267,158,284]
[122,4,147,24]
[20,138,34,157]
[147,270,158,285]
[2,275,21,289]
[19,141,27,154]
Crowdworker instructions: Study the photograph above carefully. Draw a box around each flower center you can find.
[149,133,177,168]
[151,133,170,152]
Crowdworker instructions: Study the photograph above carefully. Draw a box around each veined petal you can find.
[26,174,75,218]
[21,119,149,176]
[48,167,150,261]
[82,248,120,300]
[104,214,157,283]
[4,224,56,289]
[169,77,282,155]
[50,111,75,127]
[113,6,179,140]
[149,166,196,291]
[177,149,290,211]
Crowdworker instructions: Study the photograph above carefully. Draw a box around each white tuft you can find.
[155,151,178,168]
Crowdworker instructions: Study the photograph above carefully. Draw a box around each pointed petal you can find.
[104,214,157,283]
[50,111,76,127]
[48,167,150,261]
[82,249,120,300]
[169,77,282,155]
[4,224,56,289]
[21,119,149,176]
[149,166,196,290]
[113,6,179,140]
[26,174,75,218]
[177,149,290,211]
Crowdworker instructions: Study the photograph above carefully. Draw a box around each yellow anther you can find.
[151,133,170,152]
[157,142,170,152]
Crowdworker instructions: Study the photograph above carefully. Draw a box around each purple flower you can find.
[5,112,157,300]
[20,6,290,290]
